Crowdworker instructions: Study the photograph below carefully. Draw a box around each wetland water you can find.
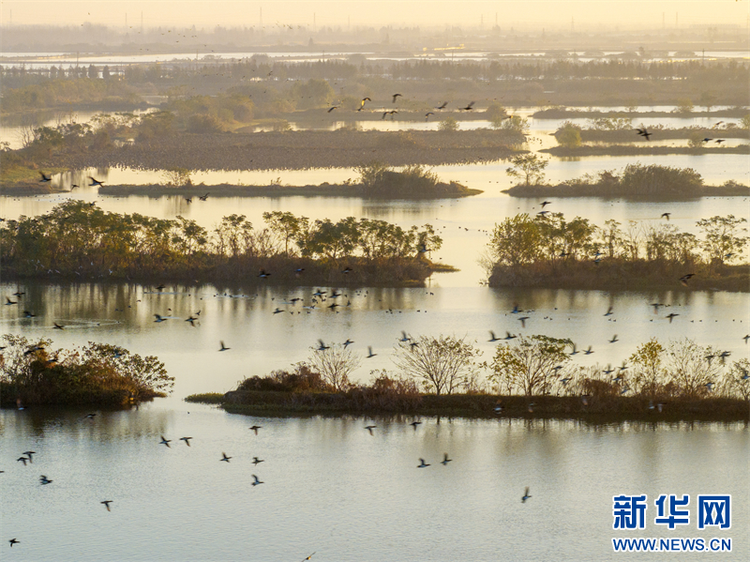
[2,112,750,561]
[2,407,747,561]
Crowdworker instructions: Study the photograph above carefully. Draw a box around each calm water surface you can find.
[1,407,747,561]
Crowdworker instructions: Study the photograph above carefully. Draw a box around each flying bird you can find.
[101,500,113,511]
[661,212,671,220]
[391,93,402,103]
[39,171,52,182]
[219,341,230,352]
[522,487,532,503]
[417,458,430,468]
[220,452,231,462]
[441,453,452,465]
[179,437,192,446]
[249,425,262,434]
[436,102,448,110]
[89,176,105,186]
[251,474,264,486]
[666,313,679,323]
[366,346,377,358]
[9,539,19,547]
[365,425,376,435]
[460,101,475,111]
[40,475,53,485]
[518,316,529,328]
[159,436,171,447]
[252,457,264,465]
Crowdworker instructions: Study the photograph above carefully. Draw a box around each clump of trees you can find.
[0,334,173,406]
[484,335,748,402]
[0,201,443,285]
[486,212,748,290]
[355,162,472,197]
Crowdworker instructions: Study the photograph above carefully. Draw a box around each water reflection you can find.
[2,282,747,402]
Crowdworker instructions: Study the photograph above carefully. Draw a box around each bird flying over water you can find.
[461,101,475,111]
[661,213,671,220]
[392,93,402,103]
[365,425,376,435]
[89,176,105,187]
[39,171,52,182]
[635,126,652,140]
[436,101,448,110]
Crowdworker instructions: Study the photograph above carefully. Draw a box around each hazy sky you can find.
[1,1,747,30]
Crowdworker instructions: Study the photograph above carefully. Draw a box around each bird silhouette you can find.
[327,105,338,113]
[198,193,209,201]
[661,212,671,220]
[518,316,529,328]
[365,425,376,435]
[635,126,652,140]
[249,425,262,434]
[489,331,500,342]
[219,341,230,352]
[436,102,448,110]
[180,437,192,446]
[317,339,330,351]
[666,313,679,323]
[540,201,552,208]
[505,332,517,340]
[604,306,613,316]
[40,475,53,485]
[461,101,475,111]
[39,171,52,182]
[252,457,264,465]
[522,487,532,503]
[101,500,113,511]
[441,453,452,465]
[417,458,430,468]
[252,474,264,486]
[410,420,422,430]
[679,273,695,286]
[159,436,171,447]
[366,346,377,358]
[391,93,402,103]
[17,456,29,466]
[609,334,619,343]
[220,452,231,462]
[53,322,64,330]
[9,538,20,547]
[89,176,105,187]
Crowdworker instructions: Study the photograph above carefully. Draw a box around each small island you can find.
[0,201,452,287]
[503,161,750,199]
[0,334,173,407]
[485,212,749,291]
[187,334,750,422]
[98,163,482,199]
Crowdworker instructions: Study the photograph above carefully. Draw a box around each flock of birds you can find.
[325,95,498,122]
[6,414,536,553]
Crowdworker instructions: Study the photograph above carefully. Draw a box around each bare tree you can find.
[393,335,481,395]
[306,344,361,391]
[665,338,724,397]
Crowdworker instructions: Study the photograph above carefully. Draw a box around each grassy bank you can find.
[34,129,524,172]
[487,260,750,292]
[186,391,749,423]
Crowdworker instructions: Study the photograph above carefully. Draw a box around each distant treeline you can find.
[486,212,749,291]
[0,201,445,285]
